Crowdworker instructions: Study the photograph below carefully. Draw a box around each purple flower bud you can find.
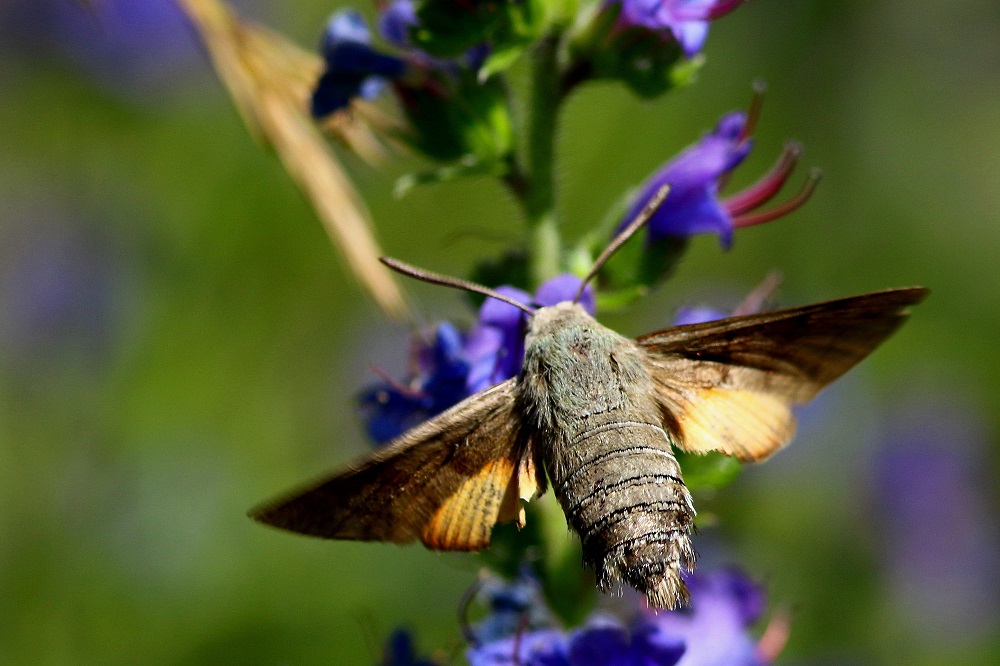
[311,10,408,117]
[619,103,819,249]
[381,629,438,666]
[611,0,747,58]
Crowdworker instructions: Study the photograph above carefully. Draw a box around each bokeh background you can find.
[1,0,998,664]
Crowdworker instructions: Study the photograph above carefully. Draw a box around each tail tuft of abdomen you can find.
[551,421,697,609]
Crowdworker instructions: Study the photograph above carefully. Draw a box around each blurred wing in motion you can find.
[177,0,409,319]
[251,379,544,551]
[638,287,929,461]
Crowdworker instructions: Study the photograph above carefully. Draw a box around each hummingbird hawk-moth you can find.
[251,190,927,608]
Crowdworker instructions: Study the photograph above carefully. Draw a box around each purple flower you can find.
[465,285,532,394]
[473,569,554,645]
[468,568,776,666]
[468,623,686,666]
[611,0,747,58]
[619,109,818,249]
[311,10,408,117]
[671,305,729,326]
[466,275,596,394]
[359,322,471,444]
[644,568,768,666]
[360,275,596,444]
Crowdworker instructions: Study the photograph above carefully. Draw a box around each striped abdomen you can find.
[549,419,696,609]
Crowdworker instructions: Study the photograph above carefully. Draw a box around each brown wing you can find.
[250,378,545,551]
[638,287,928,462]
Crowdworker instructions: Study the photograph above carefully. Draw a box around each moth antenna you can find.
[381,257,536,317]
[573,184,671,303]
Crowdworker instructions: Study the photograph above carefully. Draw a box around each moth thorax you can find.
[551,420,697,609]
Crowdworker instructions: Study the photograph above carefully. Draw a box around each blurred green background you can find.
[1,0,998,664]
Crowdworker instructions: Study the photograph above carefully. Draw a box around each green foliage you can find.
[412,0,551,76]
[675,451,743,492]
[396,73,514,162]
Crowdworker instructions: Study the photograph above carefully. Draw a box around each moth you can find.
[251,189,927,608]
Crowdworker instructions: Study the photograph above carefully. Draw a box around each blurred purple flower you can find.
[871,396,1000,641]
[382,629,438,666]
[672,305,729,326]
[672,273,781,325]
[468,568,776,666]
[611,0,747,58]
[312,9,409,118]
[0,207,132,369]
[473,569,553,644]
[379,0,420,48]
[361,275,595,444]
[469,623,686,666]
[619,109,817,249]
[2,0,268,98]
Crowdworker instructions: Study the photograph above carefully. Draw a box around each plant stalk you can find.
[524,33,563,287]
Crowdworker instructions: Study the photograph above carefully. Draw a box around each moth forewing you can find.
[638,287,929,462]
[250,378,538,551]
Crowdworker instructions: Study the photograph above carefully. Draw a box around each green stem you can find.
[524,33,563,287]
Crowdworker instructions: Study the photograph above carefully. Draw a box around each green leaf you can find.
[676,451,743,492]
[599,231,690,292]
[470,249,531,295]
[396,72,513,162]
[394,156,507,198]
[594,284,649,312]
[413,0,549,69]
[477,41,530,81]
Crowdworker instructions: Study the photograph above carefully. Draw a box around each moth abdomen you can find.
[549,420,696,609]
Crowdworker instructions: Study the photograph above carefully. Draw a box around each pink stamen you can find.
[756,607,792,663]
[717,79,766,192]
[368,364,428,400]
[739,78,767,142]
[673,0,748,21]
[732,168,822,228]
[723,142,802,216]
[731,270,783,316]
